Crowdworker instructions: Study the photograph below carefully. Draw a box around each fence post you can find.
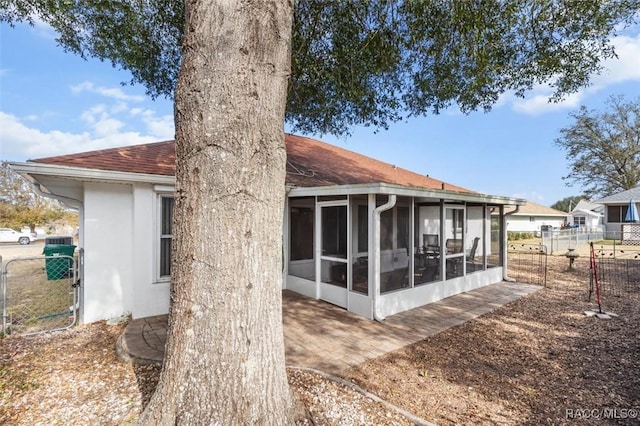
[0,255,4,335]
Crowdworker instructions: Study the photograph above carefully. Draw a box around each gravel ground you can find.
[1,251,638,425]
[0,241,45,261]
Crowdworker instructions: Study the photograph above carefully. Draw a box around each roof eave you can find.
[288,182,524,205]
[10,162,176,185]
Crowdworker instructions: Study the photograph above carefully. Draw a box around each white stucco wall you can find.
[81,182,172,323]
[506,215,564,233]
[82,182,134,323]
[377,267,504,318]
[131,184,171,319]
[568,212,602,229]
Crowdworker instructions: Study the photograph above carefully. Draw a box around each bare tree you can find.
[556,95,640,198]
[0,161,66,231]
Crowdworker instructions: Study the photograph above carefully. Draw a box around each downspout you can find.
[372,194,396,322]
[32,182,82,210]
[502,205,520,282]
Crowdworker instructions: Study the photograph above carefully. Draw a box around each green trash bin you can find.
[43,244,76,280]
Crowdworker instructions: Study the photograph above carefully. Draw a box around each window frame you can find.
[156,194,174,282]
[607,205,628,223]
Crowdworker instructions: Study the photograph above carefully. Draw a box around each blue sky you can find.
[2,20,640,206]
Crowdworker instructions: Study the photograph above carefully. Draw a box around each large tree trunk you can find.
[138,0,294,424]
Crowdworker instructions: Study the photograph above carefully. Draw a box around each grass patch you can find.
[4,257,75,335]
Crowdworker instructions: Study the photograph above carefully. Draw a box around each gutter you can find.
[502,205,520,282]
[372,194,396,322]
[9,161,175,186]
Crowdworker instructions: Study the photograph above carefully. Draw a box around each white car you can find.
[0,228,34,245]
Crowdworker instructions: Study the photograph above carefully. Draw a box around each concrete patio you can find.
[117,281,541,375]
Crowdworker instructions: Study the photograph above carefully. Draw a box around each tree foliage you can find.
[550,195,584,212]
[0,161,67,230]
[4,0,640,423]
[2,1,639,135]
[555,95,640,199]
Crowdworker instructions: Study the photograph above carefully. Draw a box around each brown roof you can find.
[30,140,176,176]
[30,134,470,192]
[507,200,567,216]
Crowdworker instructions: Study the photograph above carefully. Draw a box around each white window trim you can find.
[155,193,174,283]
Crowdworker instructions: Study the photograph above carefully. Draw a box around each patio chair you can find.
[445,238,463,254]
[466,237,480,271]
[423,233,439,255]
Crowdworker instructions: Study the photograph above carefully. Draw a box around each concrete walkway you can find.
[117,281,541,375]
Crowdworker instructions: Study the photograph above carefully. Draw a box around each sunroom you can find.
[284,183,515,320]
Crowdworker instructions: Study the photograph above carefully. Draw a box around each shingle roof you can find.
[570,208,602,218]
[506,200,567,217]
[571,199,603,213]
[30,134,471,193]
[284,134,468,191]
[30,140,176,176]
[595,187,640,204]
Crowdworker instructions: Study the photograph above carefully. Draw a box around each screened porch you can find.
[285,189,509,319]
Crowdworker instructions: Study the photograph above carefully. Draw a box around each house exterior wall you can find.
[506,215,565,233]
[79,184,510,323]
[602,203,638,235]
[131,184,171,319]
[605,222,622,234]
[377,267,504,317]
[82,182,135,323]
[81,182,171,323]
[567,213,602,229]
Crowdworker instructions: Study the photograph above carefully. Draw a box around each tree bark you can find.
[138,0,294,424]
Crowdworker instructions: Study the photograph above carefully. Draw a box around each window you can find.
[380,209,393,250]
[357,205,368,253]
[607,205,628,223]
[397,207,409,250]
[575,216,586,226]
[288,197,315,281]
[290,206,314,261]
[321,205,347,258]
[159,196,174,278]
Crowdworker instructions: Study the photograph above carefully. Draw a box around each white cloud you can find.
[0,110,167,161]
[29,16,57,40]
[71,81,145,102]
[130,108,174,139]
[80,104,107,125]
[512,191,546,203]
[593,34,640,86]
[505,33,640,116]
[93,116,125,137]
[512,90,584,116]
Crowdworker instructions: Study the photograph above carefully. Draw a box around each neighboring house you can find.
[504,201,567,234]
[11,134,524,324]
[594,187,640,234]
[567,199,604,230]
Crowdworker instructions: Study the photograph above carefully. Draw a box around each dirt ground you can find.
[1,253,638,425]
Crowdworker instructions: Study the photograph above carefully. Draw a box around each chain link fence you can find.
[1,254,79,336]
